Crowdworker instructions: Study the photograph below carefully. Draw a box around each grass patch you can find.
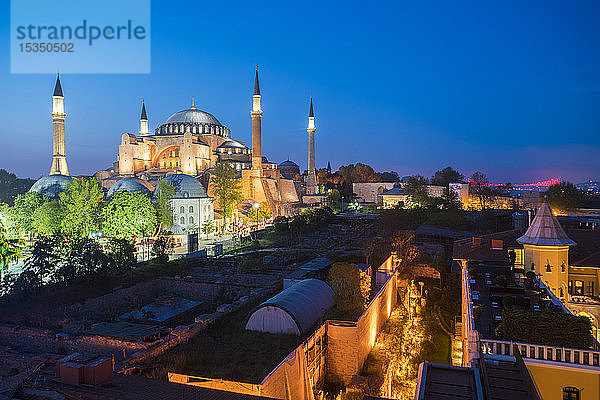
[145,299,303,384]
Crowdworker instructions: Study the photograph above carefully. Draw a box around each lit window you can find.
[563,387,580,400]
[575,281,584,296]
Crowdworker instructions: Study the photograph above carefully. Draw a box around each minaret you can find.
[306,96,317,194]
[139,100,149,135]
[49,73,69,176]
[251,66,263,173]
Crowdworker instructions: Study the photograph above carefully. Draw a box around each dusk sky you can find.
[1,0,599,183]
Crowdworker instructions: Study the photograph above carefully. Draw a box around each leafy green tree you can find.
[32,200,65,236]
[210,161,243,226]
[201,219,215,238]
[431,167,464,186]
[327,262,371,316]
[102,191,157,239]
[249,202,271,226]
[440,187,461,210]
[0,220,24,277]
[10,191,47,237]
[326,188,341,210]
[0,169,35,206]
[404,175,430,207]
[60,178,104,238]
[24,236,60,284]
[151,236,173,264]
[546,182,583,213]
[106,238,137,270]
[152,178,176,234]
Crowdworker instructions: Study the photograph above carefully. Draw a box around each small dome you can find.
[107,177,152,197]
[217,140,247,149]
[29,174,74,199]
[278,160,298,167]
[153,173,208,199]
[165,108,221,126]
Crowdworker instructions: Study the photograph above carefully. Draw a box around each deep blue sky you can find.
[1,1,599,183]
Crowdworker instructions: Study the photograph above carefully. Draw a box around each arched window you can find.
[180,206,185,213]
[180,216,185,224]
[189,216,194,224]
[563,387,580,400]
[189,206,193,213]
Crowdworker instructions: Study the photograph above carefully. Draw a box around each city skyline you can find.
[1,0,599,183]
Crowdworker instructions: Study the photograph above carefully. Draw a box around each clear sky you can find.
[1,0,599,183]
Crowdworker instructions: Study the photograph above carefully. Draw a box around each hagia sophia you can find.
[30,69,325,239]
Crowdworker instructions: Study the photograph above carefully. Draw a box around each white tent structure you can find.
[245,279,334,335]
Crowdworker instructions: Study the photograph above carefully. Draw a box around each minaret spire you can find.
[191,97,196,110]
[251,66,263,172]
[139,100,149,135]
[306,95,317,195]
[49,73,69,176]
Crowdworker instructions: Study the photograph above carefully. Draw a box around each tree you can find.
[327,262,370,316]
[106,238,137,270]
[60,178,104,238]
[431,167,464,187]
[249,202,271,227]
[210,161,243,227]
[440,187,461,210]
[32,200,65,236]
[404,175,430,207]
[546,182,582,213]
[0,169,35,206]
[24,236,60,284]
[391,231,418,277]
[102,191,157,240]
[153,178,176,234]
[379,171,399,183]
[151,236,173,264]
[201,220,215,238]
[470,171,493,210]
[10,191,47,237]
[0,220,24,277]
[326,188,341,210]
[339,163,380,184]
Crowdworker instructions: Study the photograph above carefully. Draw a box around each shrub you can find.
[499,311,593,349]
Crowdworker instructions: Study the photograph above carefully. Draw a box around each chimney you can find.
[491,239,503,250]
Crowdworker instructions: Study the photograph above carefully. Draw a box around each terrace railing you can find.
[480,339,600,369]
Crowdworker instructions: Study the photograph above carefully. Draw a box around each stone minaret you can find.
[139,100,149,135]
[306,96,317,194]
[49,74,69,176]
[251,66,263,172]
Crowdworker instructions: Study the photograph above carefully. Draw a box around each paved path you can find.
[433,304,453,336]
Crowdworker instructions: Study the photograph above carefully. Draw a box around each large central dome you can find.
[165,108,222,126]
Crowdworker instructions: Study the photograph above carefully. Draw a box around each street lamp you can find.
[253,202,259,231]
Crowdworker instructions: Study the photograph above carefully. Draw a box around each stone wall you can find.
[327,267,398,385]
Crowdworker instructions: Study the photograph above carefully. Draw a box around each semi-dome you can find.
[153,173,208,199]
[165,108,222,126]
[29,174,73,199]
[107,177,152,197]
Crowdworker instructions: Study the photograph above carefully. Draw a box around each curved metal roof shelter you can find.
[245,279,334,335]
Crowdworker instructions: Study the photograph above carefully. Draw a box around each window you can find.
[180,206,185,213]
[575,281,584,296]
[189,216,194,224]
[563,387,580,400]
[586,281,594,296]
[531,263,535,271]
[569,280,573,295]
[545,263,552,273]
[189,206,193,213]
[180,217,185,224]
